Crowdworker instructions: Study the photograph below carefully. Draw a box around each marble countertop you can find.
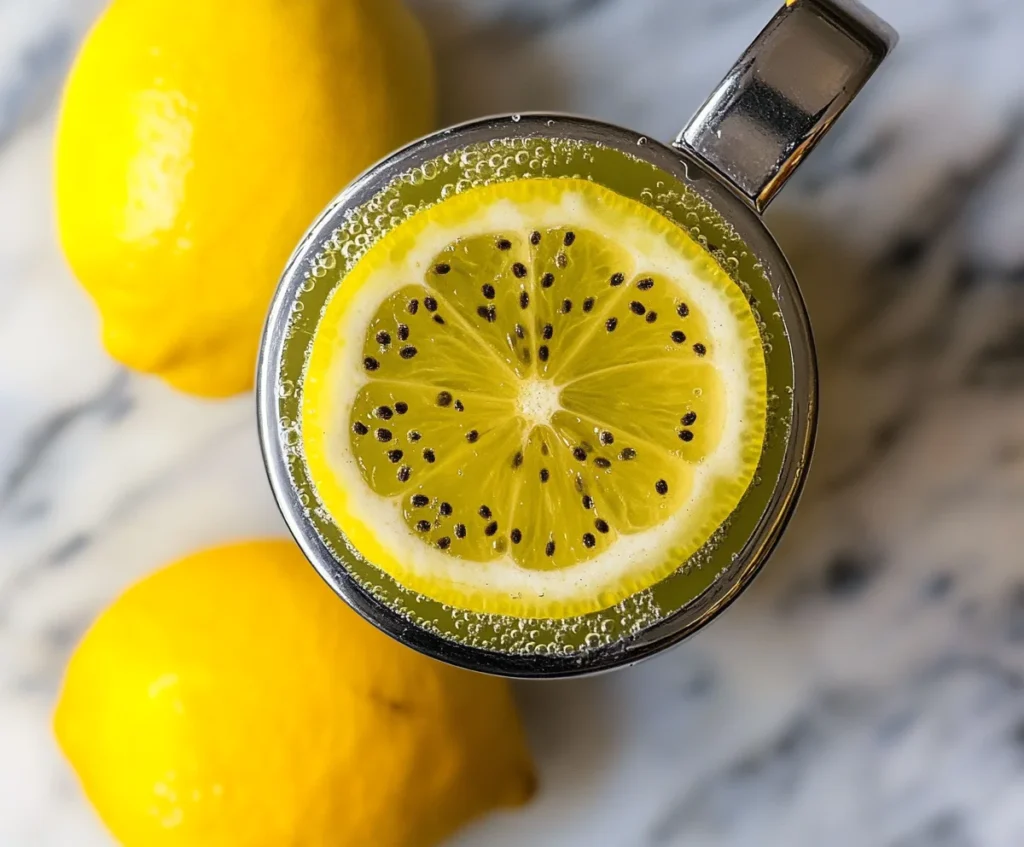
[4,0,1024,844]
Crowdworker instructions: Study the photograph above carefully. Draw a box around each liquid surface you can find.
[276,133,794,655]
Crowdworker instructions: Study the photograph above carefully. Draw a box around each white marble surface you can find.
[4,0,1024,844]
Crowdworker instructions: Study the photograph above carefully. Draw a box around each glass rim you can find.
[256,112,819,678]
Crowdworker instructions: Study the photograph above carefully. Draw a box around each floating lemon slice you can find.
[302,178,767,618]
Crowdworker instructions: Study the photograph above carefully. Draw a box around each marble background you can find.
[3,0,1024,844]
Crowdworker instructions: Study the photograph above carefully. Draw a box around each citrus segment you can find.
[349,382,515,498]
[358,285,518,395]
[302,177,767,617]
[559,359,726,458]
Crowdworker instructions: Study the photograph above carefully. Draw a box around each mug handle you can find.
[676,0,898,213]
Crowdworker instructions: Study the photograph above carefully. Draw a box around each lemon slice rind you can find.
[302,178,767,618]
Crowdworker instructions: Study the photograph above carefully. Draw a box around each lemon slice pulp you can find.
[302,178,767,618]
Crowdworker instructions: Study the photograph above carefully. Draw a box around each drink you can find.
[259,0,896,674]
[273,137,791,657]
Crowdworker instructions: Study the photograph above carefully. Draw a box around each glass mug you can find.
[257,0,897,677]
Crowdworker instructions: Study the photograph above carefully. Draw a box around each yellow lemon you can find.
[54,540,534,847]
[55,0,435,397]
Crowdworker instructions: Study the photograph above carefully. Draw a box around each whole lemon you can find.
[55,0,435,397]
[54,540,535,847]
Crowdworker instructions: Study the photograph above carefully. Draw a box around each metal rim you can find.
[256,112,818,678]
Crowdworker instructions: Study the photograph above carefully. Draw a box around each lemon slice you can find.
[302,178,767,618]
